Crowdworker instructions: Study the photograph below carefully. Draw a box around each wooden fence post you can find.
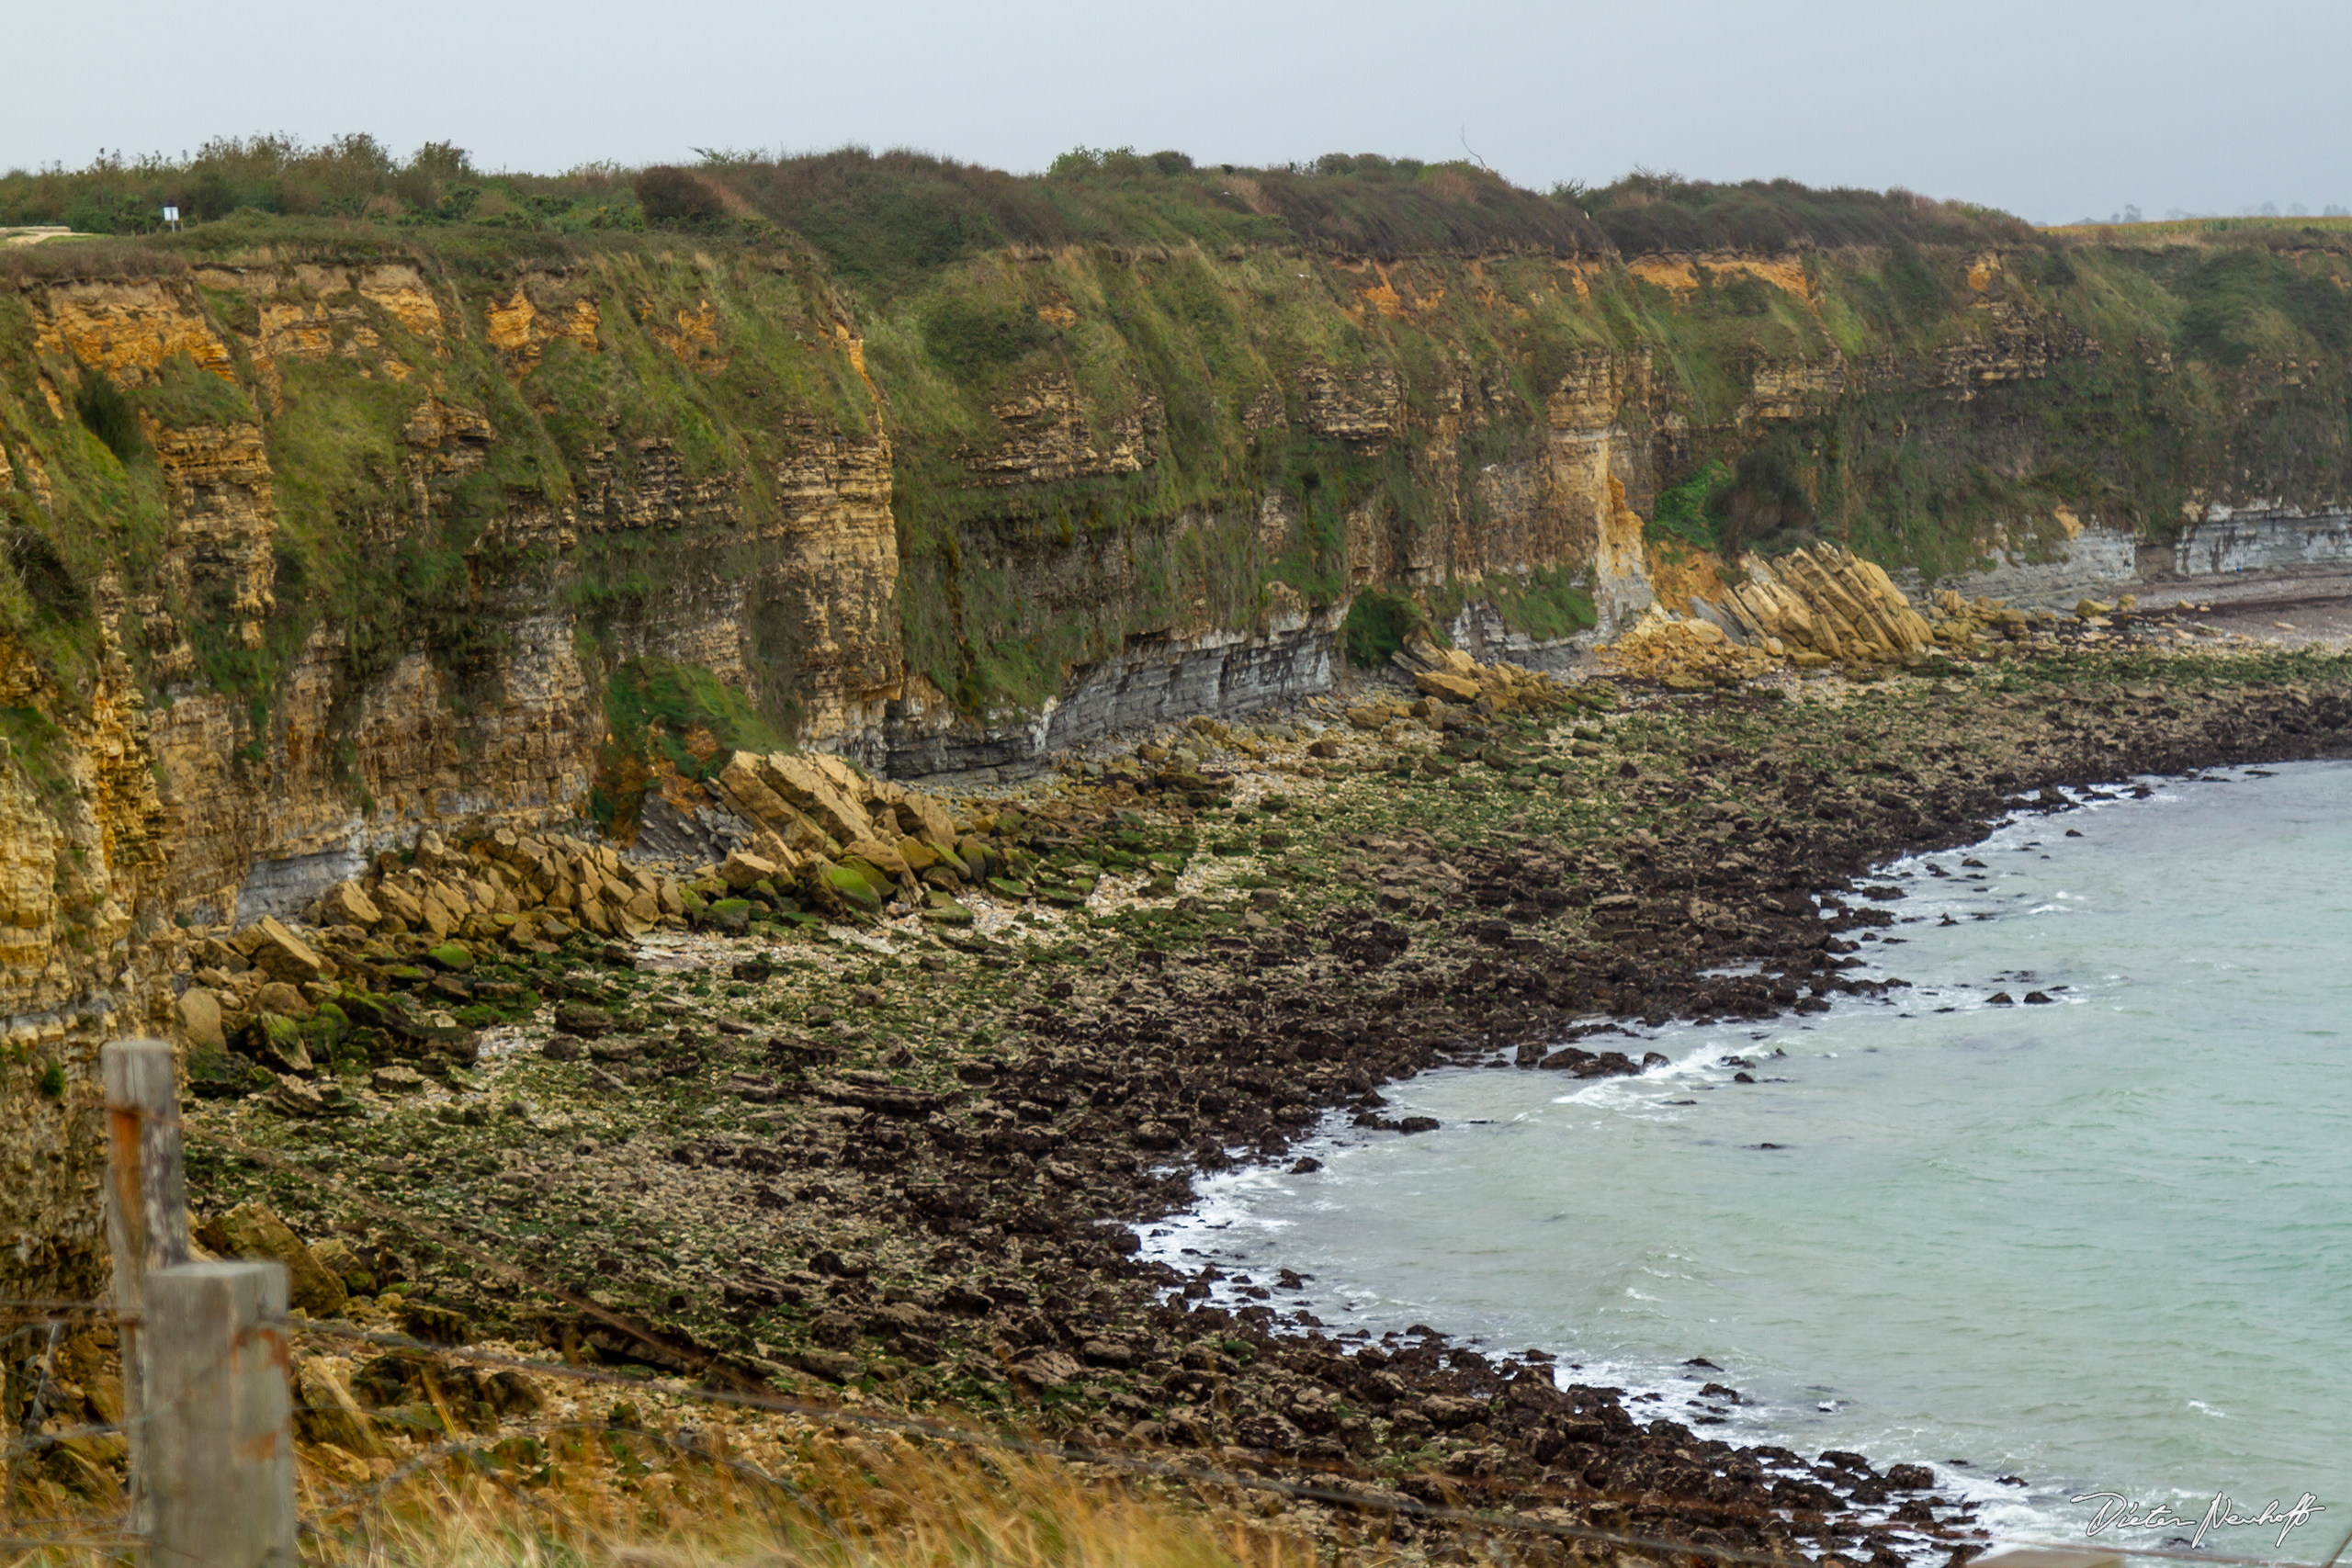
[102,1037,188,1531]
[145,1261,297,1568]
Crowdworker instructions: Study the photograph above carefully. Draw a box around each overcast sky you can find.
[7,0,2345,225]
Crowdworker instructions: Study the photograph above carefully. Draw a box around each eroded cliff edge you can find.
[6,199,2352,1292]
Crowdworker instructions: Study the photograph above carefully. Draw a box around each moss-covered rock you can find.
[823,863,885,913]
[186,1049,270,1100]
[922,892,977,926]
[243,1012,312,1074]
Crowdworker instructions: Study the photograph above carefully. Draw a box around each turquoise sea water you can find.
[1143,760,2352,1559]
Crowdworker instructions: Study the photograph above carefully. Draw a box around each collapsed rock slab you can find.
[243,916,327,984]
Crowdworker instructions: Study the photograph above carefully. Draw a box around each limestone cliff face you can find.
[3,233,2336,932]
[3,222,2349,1296]
[5,257,899,930]
[0,624,171,1302]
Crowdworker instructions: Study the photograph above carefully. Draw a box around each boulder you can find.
[842,838,910,877]
[892,790,958,851]
[246,917,326,984]
[921,891,976,925]
[372,881,424,929]
[251,980,313,1019]
[1421,1393,1487,1429]
[244,1013,312,1074]
[293,1358,380,1457]
[551,1003,617,1038]
[266,1077,330,1118]
[793,1348,863,1384]
[1012,1350,1083,1390]
[309,1238,378,1296]
[199,1203,347,1318]
[416,892,458,942]
[721,850,781,891]
[954,835,993,880]
[320,881,381,929]
[175,987,226,1052]
[397,1300,472,1346]
[411,829,459,874]
[754,753,879,846]
[1413,671,1482,704]
[820,862,885,914]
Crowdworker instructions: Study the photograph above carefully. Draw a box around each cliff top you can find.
[3,140,2054,296]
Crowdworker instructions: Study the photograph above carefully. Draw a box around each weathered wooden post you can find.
[102,1037,189,1528]
[145,1261,297,1568]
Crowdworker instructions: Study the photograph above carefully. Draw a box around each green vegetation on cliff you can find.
[5,139,2352,833]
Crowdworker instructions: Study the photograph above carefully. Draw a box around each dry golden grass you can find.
[2039,213,2352,245]
[299,1421,1344,1568]
[6,1413,1412,1568]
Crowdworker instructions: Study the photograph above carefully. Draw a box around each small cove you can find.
[1142,760,2352,1553]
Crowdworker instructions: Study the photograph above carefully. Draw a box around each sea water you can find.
[1142,760,2352,1560]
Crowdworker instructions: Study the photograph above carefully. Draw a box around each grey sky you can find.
[7,0,2343,225]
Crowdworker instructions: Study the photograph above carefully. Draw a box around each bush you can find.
[6,527,90,623]
[1710,438,1816,555]
[1340,590,1424,667]
[2177,249,2352,367]
[1484,566,1596,642]
[922,296,1055,378]
[1581,172,2037,254]
[74,369,144,464]
[634,166,725,225]
[1648,462,1729,548]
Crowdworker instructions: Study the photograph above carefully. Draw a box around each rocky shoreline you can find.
[88,637,2352,1563]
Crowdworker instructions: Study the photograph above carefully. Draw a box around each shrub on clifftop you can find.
[635,166,727,226]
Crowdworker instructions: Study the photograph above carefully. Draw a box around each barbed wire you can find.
[294,1389,2352,1568]
[1,1423,126,1460]
[291,1401,1819,1568]
[284,1291,2352,1568]
[75,1113,2335,1568]
[202,1117,1823,1546]
[192,1119,2350,1568]
[300,1416,841,1546]
[286,1318,2025,1568]
[0,1314,120,1332]
[0,1528,141,1551]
